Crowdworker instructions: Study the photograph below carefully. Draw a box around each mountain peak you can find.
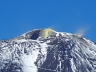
[0,28,96,72]
[15,28,56,40]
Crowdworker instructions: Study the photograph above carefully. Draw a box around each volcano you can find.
[0,28,96,72]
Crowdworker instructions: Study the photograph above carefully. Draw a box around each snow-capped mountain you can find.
[0,28,96,72]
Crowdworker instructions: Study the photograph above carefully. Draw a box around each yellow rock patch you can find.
[40,28,53,38]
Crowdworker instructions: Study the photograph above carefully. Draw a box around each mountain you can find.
[0,28,96,72]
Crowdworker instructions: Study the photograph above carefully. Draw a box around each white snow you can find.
[21,46,40,72]
[19,40,48,72]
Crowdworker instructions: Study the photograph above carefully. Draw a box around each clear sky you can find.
[0,0,96,42]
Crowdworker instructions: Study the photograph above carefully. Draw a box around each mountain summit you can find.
[0,28,96,72]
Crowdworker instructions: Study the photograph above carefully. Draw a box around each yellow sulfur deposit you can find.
[40,28,53,38]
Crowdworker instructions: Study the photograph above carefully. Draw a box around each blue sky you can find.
[0,0,96,42]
